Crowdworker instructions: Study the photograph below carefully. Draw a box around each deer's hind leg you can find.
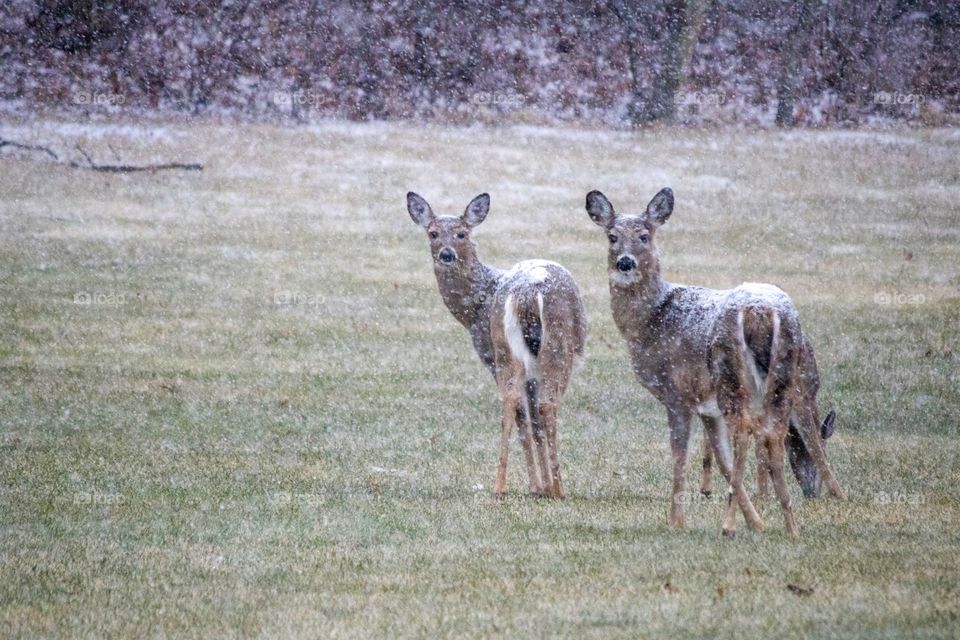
[493,362,526,500]
[526,380,554,497]
[713,336,765,536]
[537,345,578,500]
[719,411,765,536]
[515,402,542,496]
[700,436,714,497]
[754,436,771,506]
[762,419,799,540]
[536,380,568,500]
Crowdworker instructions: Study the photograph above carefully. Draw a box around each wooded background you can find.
[1,0,957,126]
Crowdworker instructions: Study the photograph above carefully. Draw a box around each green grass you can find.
[1,120,959,638]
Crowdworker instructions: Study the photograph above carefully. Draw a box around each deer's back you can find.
[621,281,799,403]
[494,260,586,357]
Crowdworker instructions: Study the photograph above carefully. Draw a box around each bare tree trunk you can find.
[678,0,711,76]
[775,1,816,127]
[623,21,644,126]
[641,0,688,124]
[614,0,710,127]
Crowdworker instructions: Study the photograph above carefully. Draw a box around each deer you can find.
[407,192,586,499]
[584,187,844,539]
[700,337,839,501]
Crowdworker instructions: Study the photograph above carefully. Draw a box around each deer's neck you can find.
[434,258,501,331]
[434,257,502,374]
[610,267,672,340]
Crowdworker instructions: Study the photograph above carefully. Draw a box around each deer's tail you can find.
[738,304,799,415]
[503,288,544,380]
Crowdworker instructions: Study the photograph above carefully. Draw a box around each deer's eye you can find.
[456,231,466,239]
[608,234,618,244]
[640,234,649,244]
[428,231,439,239]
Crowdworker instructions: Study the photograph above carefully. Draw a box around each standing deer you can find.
[407,192,586,499]
[700,337,839,500]
[585,187,844,539]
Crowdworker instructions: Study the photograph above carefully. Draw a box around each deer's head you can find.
[788,410,836,498]
[407,192,489,270]
[585,188,673,286]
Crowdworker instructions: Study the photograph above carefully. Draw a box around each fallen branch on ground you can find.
[0,137,203,173]
[0,138,60,161]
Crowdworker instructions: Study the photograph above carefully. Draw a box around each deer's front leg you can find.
[668,407,694,528]
[764,422,799,540]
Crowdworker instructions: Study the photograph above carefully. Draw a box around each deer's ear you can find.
[407,192,434,228]
[645,187,674,227]
[462,193,490,227]
[586,190,615,228]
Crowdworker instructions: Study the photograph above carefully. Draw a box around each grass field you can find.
[1,119,958,638]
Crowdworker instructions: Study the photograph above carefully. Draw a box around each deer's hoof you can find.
[722,528,736,539]
[494,492,506,502]
[700,489,712,498]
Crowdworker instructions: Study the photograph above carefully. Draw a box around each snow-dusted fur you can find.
[503,290,545,380]
[407,192,586,500]
[586,187,844,539]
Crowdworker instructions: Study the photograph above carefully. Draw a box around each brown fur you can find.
[586,187,844,539]
[408,192,586,499]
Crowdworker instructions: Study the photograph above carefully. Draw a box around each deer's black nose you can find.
[438,248,456,264]
[617,255,637,272]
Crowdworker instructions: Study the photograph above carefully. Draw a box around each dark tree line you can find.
[1,0,957,126]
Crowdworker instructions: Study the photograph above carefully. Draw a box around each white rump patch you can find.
[503,294,540,380]
[737,308,779,415]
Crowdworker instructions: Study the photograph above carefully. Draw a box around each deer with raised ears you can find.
[407,192,586,499]
[585,187,844,539]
